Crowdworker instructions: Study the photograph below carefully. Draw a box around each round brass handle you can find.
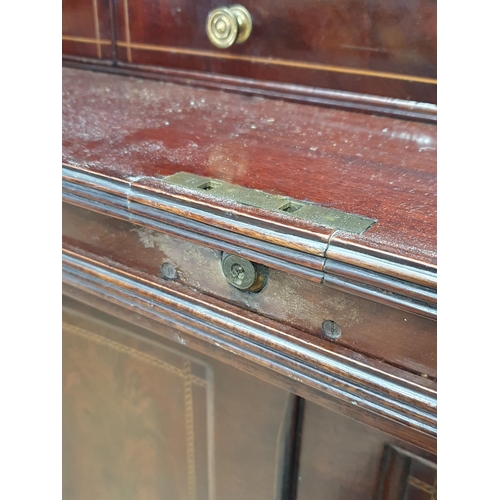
[206,5,252,49]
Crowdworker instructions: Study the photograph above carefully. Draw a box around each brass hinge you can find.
[162,172,376,234]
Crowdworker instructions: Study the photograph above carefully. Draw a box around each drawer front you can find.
[62,1,437,107]
[63,0,114,60]
[114,0,436,103]
[62,202,436,379]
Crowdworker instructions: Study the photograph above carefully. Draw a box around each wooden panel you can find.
[62,68,437,268]
[62,0,113,60]
[297,401,436,500]
[113,0,436,103]
[63,297,292,500]
[62,203,436,378]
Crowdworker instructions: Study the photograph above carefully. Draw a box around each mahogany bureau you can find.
[62,1,437,498]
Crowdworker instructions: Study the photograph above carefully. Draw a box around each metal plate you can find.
[162,172,376,234]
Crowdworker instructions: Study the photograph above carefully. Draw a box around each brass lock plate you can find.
[162,172,376,234]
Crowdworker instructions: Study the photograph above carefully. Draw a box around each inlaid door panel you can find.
[62,297,291,500]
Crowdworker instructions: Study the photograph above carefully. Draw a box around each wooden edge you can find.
[62,244,437,391]
[61,56,437,123]
[129,208,325,283]
[62,165,326,281]
[62,164,438,315]
[62,282,437,454]
[324,259,436,305]
[63,164,330,251]
[324,275,436,321]
[326,239,437,289]
[130,178,331,252]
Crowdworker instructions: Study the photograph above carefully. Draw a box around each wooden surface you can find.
[62,0,436,104]
[376,445,437,500]
[62,162,437,327]
[62,68,437,270]
[62,6,438,494]
[375,446,437,499]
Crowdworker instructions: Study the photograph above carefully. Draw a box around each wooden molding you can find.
[62,249,436,452]
[63,164,436,319]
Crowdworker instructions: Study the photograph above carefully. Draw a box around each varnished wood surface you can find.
[63,167,438,340]
[63,162,437,324]
[62,0,436,103]
[62,58,437,122]
[375,445,437,499]
[62,68,436,269]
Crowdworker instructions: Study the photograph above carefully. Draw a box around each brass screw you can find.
[161,262,177,280]
[322,320,342,340]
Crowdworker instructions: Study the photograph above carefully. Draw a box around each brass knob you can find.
[206,5,252,49]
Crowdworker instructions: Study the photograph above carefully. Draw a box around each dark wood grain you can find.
[64,296,436,499]
[62,40,108,60]
[62,68,436,270]
[61,62,438,479]
[375,445,437,499]
[62,277,437,455]
[113,0,436,103]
